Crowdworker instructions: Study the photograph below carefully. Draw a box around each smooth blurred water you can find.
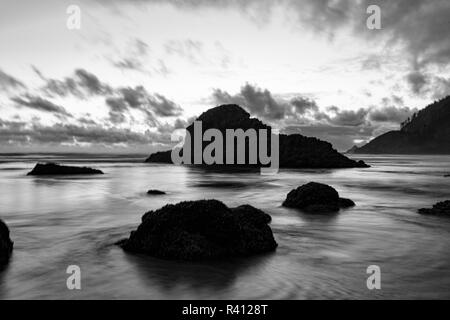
[0,154,449,299]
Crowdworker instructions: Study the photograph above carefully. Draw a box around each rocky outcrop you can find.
[418,200,450,216]
[282,182,355,213]
[145,104,369,168]
[27,163,104,176]
[147,189,166,195]
[0,219,13,264]
[278,134,368,168]
[353,96,450,154]
[117,199,277,260]
[145,151,172,163]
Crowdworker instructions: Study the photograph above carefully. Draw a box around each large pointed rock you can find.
[146,104,369,168]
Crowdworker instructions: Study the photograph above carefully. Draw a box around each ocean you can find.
[0,154,449,299]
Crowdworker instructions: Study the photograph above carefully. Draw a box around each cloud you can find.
[211,82,424,150]
[10,94,72,118]
[406,71,450,98]
[105,85,182,124]
[108,1,450,66]
[212,83,290,120]
[0,116,181,151]
[164,39,204,64]
[290,97,319,115]
[407,71,428,94]
[36,68,112,98]
[368,105,416,123]
[75,69,111,95]
[107,0,450,98]
[112,39,151,73]
[30,67,183,124]
[327,108,369,126]
[0,68,25,91]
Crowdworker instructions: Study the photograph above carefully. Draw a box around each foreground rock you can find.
[147,189,166,195]
[146,104,369,169]
[27,163,104,176]
[282,182,355,213]
[0,219,13,264]
[418,200,450,216]
[117,199,277,260]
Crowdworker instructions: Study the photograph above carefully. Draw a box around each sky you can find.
[0,0,449,153]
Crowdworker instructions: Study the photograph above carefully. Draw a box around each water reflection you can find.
[123,252,274,292]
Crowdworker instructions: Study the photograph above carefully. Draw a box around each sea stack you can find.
[27,163,104,176]
[117,199,277,260]
[146,104,369,169]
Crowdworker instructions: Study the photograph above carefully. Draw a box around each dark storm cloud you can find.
[10,94,72,118]
[0,68,26,91]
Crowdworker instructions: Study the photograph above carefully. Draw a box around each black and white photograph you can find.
[1,0,450,307]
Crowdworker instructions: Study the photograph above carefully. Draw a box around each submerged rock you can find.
[282,182,355,213]
[0,219,13,264]
[27,163,104,176]
[117,199,277,260]
[147,189,166,195]
[418,200,450,216]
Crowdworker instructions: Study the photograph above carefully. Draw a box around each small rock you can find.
[418,200,450,216]
[27,163,104,176]
[117,199,277,260]
[147,189,166,195]
[282,182,355,213]
[0,219,13,264]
